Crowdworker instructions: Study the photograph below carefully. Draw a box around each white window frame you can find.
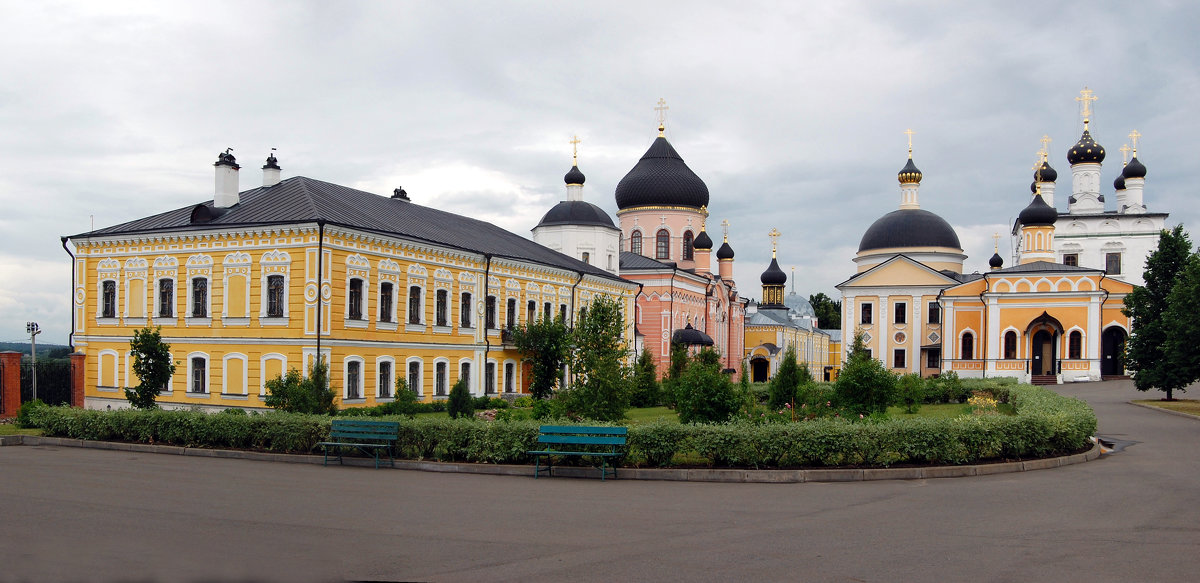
[406,357,424,398]
[186,352,210,397]
[434,358,449,397]
[260,353,287,396]
[222,353,248,397]
[376,356,396,400]
[343,356,366,401]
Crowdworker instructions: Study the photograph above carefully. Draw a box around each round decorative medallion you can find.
[894,332,906,343]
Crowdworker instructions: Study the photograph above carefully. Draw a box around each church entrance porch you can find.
[1031,330,1057,376]
[750,357,770,383]
[1101,327,1128,377]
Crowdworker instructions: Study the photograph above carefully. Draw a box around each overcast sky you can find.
[2,1,1197,346]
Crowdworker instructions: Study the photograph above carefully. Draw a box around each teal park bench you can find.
[528,425,628,481]
[319,419,399,469]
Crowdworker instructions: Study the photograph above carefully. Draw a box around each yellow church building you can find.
[65,150,638,411]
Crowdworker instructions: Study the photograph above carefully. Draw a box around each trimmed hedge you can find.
[27,382,1095,468]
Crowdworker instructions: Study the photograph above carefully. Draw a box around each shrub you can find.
[513,396,534,408]
[447,379,474,419]
[897,373,925,414]
[927,370,967,404]
[16,399,47,428]
[126,326,175,410]
[768,349,810,410]
[674,349,744,424]
[264,358,337,415]
[630,348,661,407]
[627,421,689,466]
[834,332,897,416]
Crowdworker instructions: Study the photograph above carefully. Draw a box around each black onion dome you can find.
[1122,156,1147,179]
[1067,129,1106,165]
[1030,181,1038,194]
[263,153,280,170]
[716,241,735,259]
[989,252,1004,269]
[535,201,617,229]
[693,229,713,250]
[898,158,923,184]
[614,136,710,210]
[858,209,962,252]
[1035,161,1057,183]
[1114,174,1126,190]
[672,323,714,346]
[1018,194,1057,226]
[760,257,787,285]
[564,164,586,185]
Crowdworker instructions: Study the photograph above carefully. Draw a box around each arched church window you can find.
[1004,331,1017,359]
[656,229,670,260]
[1069,331,1082,360]
[630,231,642,255]
[682,231,694,260]
[961,333,974,360]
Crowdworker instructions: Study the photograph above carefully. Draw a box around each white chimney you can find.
[214,148,240,208]
[262,148,281,187]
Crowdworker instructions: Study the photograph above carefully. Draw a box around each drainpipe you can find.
[565,269,583,389]
[1098,272,1112,376]
[978,274,991,378]
[61,237,76,350]
[936,289,946,375]
[315,221,326,371]
[482,253,492,396]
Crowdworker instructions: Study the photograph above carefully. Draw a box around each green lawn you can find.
[623,406,678,424]
[0,424,42,436]
[1133,399,1200,417]
[887,402,1016,418]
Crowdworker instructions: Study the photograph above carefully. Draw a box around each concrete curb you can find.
[3,435,1103,483]
[1128,400,1200,422]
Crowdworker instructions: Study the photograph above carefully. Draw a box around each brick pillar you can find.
[0,351,21,419]
[70,352,86,408]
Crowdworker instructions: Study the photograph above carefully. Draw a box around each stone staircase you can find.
[1030,374,1058,385]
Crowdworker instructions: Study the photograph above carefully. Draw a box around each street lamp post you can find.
[26,321,40,401]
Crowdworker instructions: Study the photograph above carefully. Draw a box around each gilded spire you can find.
[993,232,1000,252]
[1040,134,1052,159]
[1129,129,1142,155]
[904,128,915,158]
[655,98,669,137]
[721,219,730,243]
[1076,87,1097,127]
[768,227,781,258]
[570,134,581,166]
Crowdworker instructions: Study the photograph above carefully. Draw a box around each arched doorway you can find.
[1101,327,1127,376]
[1031,330,1056,375]
[750,357,770,383]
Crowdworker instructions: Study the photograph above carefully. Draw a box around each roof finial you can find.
[570,134,581,166]
[768,227,781,258]
[655,98,669,137]
[904,128,915,158]
[1076,87,1097,127]
[1031,158,1044,193]
[1120,144,1131,165]
[1039,135,1051,161]
[1128,129,1141,155]
[791,267,796,293]
[700,205,708,230]
[993,232,1000,252]
[721,218,730,243]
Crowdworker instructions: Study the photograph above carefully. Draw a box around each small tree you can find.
[675,348,744,424]
[834,330,897,416]
[1124,226,1194,399]
[511,315,570,400]
[1163,252,1200,396]
[768,348,812,410]
[897,373,925,414]
[630,348,661,407]
[447,378,474,419]
[264,356,337,415]
[558,295,632,421]
[662,340,690,408]
[126,326,175,410]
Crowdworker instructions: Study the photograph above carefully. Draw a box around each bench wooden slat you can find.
[537,425,627,435]
[537,435,626,446]
[528,425,628,481]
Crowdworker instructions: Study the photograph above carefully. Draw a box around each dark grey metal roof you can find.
[69,176,624,282]
[859,208,962,252]
[614,136,709,210]
[619,251,675,271]
[987,260,1102,275]
[535,200,618,229]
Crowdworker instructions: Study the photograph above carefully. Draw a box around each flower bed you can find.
[26,383,1094,469]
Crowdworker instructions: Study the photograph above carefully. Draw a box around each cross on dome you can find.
[768,227,781,257]
[1120,144,1131,164]
[570,135,581,164]
[655,98,669,136]
[1040,135,1052,160]
[1128,129,1142,154]
[1076,87,1097,126]
[721,219,730,243]
[904,128,915,157]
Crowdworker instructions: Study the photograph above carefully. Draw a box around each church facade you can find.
[66,151,637,411]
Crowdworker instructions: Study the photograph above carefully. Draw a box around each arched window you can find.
[656,229,670,260]
[682,231,694,260]
[630,231,642,255]
[1069,330,1082,360]
[961,333,974,360]
[1004,331,1017,359]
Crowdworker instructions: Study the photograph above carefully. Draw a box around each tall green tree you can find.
[1163,252,1200,397]
[126,326,176,410]
[809,292,842,330]
[674,348,743,424]
[558,294,632,421]
[768,348,812,410]
[630,348,661,407]
[511,314,570,400]
[1124,226,1193,399]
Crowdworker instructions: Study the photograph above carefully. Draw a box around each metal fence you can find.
[20,360,75,407]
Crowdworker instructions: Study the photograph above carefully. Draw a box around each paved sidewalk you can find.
[2,379,1198,582]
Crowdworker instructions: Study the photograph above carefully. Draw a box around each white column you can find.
[1088,294,1102,380]
[986,296,1000,375]
[911,295,922,374]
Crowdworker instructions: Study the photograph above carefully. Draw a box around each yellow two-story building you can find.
[65,151,638,411]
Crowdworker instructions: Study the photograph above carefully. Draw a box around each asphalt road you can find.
[2,379,1198,583]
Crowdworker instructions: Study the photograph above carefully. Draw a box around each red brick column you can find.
[70,352,86,408]
[0,351,21,419]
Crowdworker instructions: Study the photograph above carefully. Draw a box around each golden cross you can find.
[993,232,1000,252]
[768,227,781,256]
[570,135,581,163]
[1040,135,1052,160]
[721,219,730,242]
[1032,156,1044,183]
[1120,144,1131,164]
[700,205,708,229]
[1128,129,1142,154]
[904,128,915,157]
[1076,87,1097,123]
[655,98,669,134]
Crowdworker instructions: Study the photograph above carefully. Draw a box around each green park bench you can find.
[319,419,399,469]
[528,425,628,481]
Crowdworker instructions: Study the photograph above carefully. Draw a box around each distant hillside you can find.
[0,342,73,358]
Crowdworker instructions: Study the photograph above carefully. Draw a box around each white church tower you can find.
[531,137,622,275]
